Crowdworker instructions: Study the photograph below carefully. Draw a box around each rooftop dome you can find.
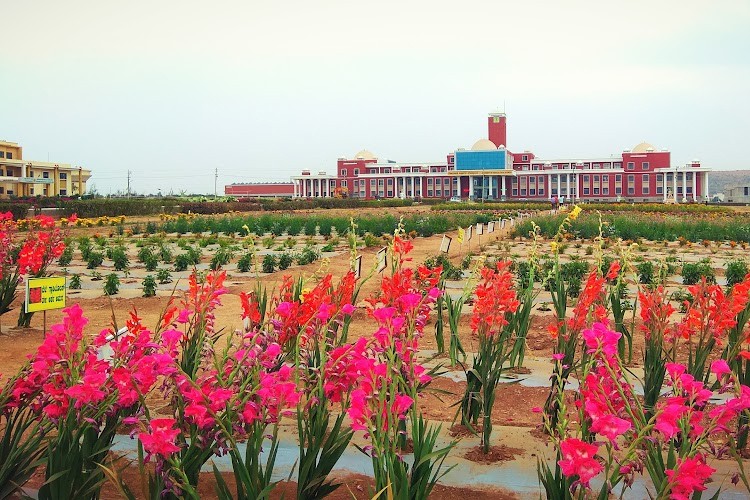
[471,139,498,151]
[632,142,657,153]
[354,149,376,160]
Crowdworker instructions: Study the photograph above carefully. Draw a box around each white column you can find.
[556,174,561,198]
[681,172,687,203]
[469,176,474,199]
[703,172,709,201]
[566,173,571,200]
[501,176,506,199]
[672,169,677,202]
[692,173,697,202]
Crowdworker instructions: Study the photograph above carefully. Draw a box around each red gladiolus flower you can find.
[470,261,520,337]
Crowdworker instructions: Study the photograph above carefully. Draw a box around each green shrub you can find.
[321,242,335,253]
[636,261,655,285]
[144,253,159,272]
[137,247,154,263]
[142,275,157,297]
[86,251,104,269]
[159,244,173,263]
[157,268,173,284]
[103,273,120,295]
[424,254,463,281]
[111,247,129,271]
[210,248,232,270]
[145,221,158,234]
[237,253,254,273]
[174,253,192,272]
[726,260,749,288]
[681,260,715,285]
[58,246,74,266]
[296,246,320,266]
[69,274,82,290]
[278,252,293,270]
[261,254,277,273]
[363,233,380,248]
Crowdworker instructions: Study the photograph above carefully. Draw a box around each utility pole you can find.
[214,168,218,199]
[127,170,132,198]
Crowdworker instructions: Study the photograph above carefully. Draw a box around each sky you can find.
[2,0,749,195]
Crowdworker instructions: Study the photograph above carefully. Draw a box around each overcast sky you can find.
[2,0,749,195]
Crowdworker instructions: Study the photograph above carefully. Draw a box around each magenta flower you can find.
[710,359,731,377]
[664,454,715,500]
[139,418,181,461]
[341,303,356,315]
[558,438,603,487]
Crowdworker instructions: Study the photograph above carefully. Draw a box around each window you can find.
[520,189,527,196]
[330,180,336,188]
[378,179,384,186]
[529,188,536,196]
[627,162,635,170]
[603,187,609,195]
[342,180,347,187]
[427,190,433,197]
[593,188,599,195]
[583,187,590,195]
[0,152,4,158]
[341,169,347,177]
[539,188,545,196]
[522,155,528,161]
[383,168,391,174]
[512,189,518,196]
[628,187,635,195]
[0,170,3,176]
[615,187,622,195]
[353,169,359,176]
[538,175,544,184]
[686,172,692,180]
[387,190,393,197]
[6,153,11,159]
[60,172,67,180]
[449,157,454,164]
[436,189,442,196]
[593,175,600,183]
[686,187,692,194]
[387,178,393,186]
[427,178,433,185]
[614,162,622,167]
[615,174,622,182]
[602,175,609,182]
[628,175,635,183]
[583,175,589,183]
[42,171,49,178]
[370,179,376,187]
[745,187,749,196]
[642,162,649,170]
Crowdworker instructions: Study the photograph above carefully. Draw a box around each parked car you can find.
[448,196,462,203]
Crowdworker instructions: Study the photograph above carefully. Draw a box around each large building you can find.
[227,112,710,203]
[0,140,91,199]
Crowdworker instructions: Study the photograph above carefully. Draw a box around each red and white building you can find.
[227,112,710,203]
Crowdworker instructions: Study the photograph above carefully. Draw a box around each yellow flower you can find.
[550,241,558,253]
[299,287,311,303]
[569,205,582,221]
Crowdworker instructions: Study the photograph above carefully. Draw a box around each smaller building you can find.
[0,140,91,198]
[225,182,294,198]
[725,185,750,203]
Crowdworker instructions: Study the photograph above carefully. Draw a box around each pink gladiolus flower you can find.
[341,303,355,315]
[397,293,422,313]
[139,418,181,460]
[665,363,686,380]
[590,414,631,442]
[317,302,336,321]
[655,401,688,439]
[710,359,731,377]
[176,308,191,324]
[558,438,603,487]
[276,301,294,317]
[664,455,715,500]
[582,322,621,359]
[391,394,414,417]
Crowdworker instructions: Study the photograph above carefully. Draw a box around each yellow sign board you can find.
[25,276,67,313]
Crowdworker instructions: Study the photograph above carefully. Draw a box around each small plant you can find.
[90,271,103,281]
[284,237,296,249]
[261,254,277,273]
[237,253,254,273]
[144,253,159,271]
[174,253,192,271]
[262,236,275,249]
[296,245,320,266]
[321,242,335,252]
[726,259,749,288]
[57,246,74,266]
[210,248,232,270]
[137,246,154,263]
[69,274,82,289]
[86,251,104,269]
[585,245,594,256]
[156,268,172,284]
[103,273,120,295]
[111,247,129,272]
[461,254,473,270]
[145,221,158,234]
[142,275,157,297]
[363,233,380,248]
[681,260,715,285]
[278,252,293,270]
[159,244,173,263]
[636,260,655,286]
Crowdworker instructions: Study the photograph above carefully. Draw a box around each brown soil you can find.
[464,444,524,464]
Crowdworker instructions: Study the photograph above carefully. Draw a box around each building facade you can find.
[0,141,91,199]
[227,112,710,203]
[225,182,294,198]
[725,185,750,204]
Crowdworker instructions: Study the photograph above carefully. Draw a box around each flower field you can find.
[2,206,750,499]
